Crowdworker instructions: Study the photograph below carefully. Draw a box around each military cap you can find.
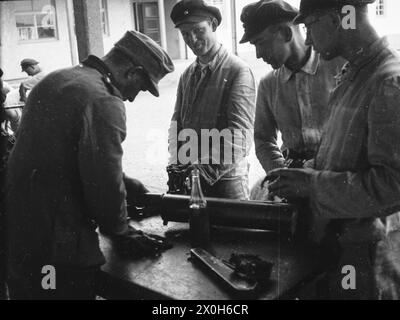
[240,0,298,44]
[20,58,39,71]
[114,30,174,97]
[294,0,376,24]
[170,0,222,27]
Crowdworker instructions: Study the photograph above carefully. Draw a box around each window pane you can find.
[15,1,33,12]
[33,0,52,12]
[144,5,158,18]
[144,19,158,30]
[18,27,35,40]
[38,27,55,39]
[16,15,35,28]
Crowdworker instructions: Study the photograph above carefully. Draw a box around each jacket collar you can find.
[346,37,389,81]
[280,48,319,82]
[193,44,227,73]
[81,55,122,99]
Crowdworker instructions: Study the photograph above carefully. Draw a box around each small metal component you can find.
[190,248,258,293]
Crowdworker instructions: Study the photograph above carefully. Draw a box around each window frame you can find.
[100,0,110,37]
[15,0,59,43]
[376,0,386,17]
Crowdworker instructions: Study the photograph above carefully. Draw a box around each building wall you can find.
[213,0,233,54]
[164,0,182,59]
[0,0,74,81]
[369,0,400,49]
[103,0,135,53]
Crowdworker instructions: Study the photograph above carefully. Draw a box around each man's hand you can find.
[264,168,317,199]
[112,225,172,258]
[124,175,149,204]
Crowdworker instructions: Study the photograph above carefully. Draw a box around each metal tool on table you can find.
[190,248,259,293]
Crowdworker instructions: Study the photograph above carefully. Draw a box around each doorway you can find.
[133,1,161,45]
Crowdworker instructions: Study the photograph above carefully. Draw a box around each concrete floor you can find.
[121,52,273,193]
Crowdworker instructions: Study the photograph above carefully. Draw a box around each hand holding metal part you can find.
[264,168,317,199]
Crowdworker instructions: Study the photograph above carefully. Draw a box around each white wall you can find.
[103,0,136,53]
[368,0,400,49]
[1,0,74,81]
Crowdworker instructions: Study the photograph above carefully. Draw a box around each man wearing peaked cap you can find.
[167,0,256,199]
[6,31,174,299]
[267,0,400,299]
[293,0,376,25]
[170,0,222,27]
[240,0,298,44]
[239,1,344,202]
[113,30,174,97]
[19,58,46,103]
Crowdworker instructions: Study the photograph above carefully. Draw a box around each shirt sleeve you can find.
[168,76,183,165]
[310,77,400,219]
[79,96,129,236]
[254,77,285,173]
[227,66,256,155]
[198,66,256,184]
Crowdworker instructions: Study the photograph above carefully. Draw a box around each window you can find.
[206,0,223,5]
[15,0,57,41]
[100,0,110,36]
[376,0,385,16]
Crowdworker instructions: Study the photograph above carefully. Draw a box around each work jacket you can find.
[6,56,129,281]
[311,38,400,299]
[168,45,256,186]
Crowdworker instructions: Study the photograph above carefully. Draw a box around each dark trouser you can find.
[0,213,5,300]
[8,265,100,300]
[204,175,249,200]
[315,242,378,300]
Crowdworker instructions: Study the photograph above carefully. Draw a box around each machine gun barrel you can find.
[138,193,298,234]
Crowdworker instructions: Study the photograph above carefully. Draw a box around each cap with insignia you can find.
[293,0,376,25]
[240,0,298,44]
[170,0,222,27]
[113,30,174,97]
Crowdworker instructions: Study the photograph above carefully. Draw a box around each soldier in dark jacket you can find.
[5,31,174,300]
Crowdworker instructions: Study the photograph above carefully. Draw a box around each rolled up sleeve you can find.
[79,96,128,236]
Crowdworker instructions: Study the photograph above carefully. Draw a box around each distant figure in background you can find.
[2,81,22,133]
[19,58,46,103]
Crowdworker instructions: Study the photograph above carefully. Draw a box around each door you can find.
[133,2,161,45]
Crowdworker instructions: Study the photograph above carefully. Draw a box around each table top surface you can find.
[99,217,322,300]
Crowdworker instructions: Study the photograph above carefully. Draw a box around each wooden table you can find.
[98,217,324,300]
